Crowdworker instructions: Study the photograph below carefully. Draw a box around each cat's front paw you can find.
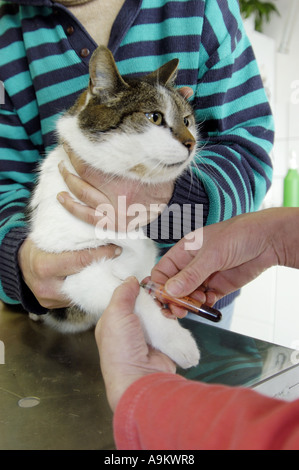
[166,330,200,369]
[135,290,200,369]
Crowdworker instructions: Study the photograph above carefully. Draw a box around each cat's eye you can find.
[184,117,190,127]
[145,112,163,126]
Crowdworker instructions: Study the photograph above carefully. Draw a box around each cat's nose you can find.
[183,139,196,154]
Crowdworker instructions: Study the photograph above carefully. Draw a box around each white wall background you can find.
[231,0,299,349]
[263,0,299,208]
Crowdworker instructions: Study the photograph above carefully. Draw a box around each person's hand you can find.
[57,147,174,232]
[18,237,120,309]
[95,276,176,411]
[56,87,194,232]
[151,209,288,306]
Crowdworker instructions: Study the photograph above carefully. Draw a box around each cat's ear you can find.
[89,46,128,99]
[144,59,179,86]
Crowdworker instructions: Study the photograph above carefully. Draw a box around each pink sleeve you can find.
[113,373,299,450]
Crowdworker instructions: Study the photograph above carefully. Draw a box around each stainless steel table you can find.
[0,303,114,450]
[1,303,299,450]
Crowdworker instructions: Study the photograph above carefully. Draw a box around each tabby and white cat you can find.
[28,46,200,368]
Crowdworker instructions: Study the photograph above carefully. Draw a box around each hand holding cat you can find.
[95,276,176,411]
[57,146,174,232]
[18,237,120,309]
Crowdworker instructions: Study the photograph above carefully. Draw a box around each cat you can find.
[28,45,200,369]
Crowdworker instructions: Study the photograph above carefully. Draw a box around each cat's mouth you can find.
[149,156,190,169]
[163,160,186,168]
[130,160,184,177]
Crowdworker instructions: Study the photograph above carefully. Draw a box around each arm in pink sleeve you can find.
[113,373,299,450]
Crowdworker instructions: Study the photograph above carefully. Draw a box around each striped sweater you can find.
[0,0,274,313]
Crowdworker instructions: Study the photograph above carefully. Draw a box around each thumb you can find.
[95,276,140,339]
[58,244,122,277]
[164,256,209,298]
[104,276,140,316]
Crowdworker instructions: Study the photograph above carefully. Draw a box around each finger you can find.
[179,86,194,99]
[64,145,112,194]
[38,295,72,310]
[151,238,198,285]
[29,275,72,309]
[205,290,219,306]
[164,255,209,298]
[58,161,106,209]
[57,191,103,226]
[168,305,188,319]
[64,144,94,181]
[107,276,140,314]
[161,289,206,318]
[96,276,140,338]
[42,244,121,279]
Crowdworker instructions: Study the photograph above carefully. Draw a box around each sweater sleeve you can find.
[194,0,274,226]
[0,91,47,314]
[113,373,299,450]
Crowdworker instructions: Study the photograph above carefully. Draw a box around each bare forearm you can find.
[270,207,299,269]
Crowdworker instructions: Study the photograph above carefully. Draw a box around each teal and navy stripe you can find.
[0,0,274,312]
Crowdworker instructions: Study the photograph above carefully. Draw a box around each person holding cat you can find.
[0,0,274,327]
[96,207,299,450]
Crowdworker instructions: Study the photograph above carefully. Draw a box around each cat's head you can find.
[58,45,198,183]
